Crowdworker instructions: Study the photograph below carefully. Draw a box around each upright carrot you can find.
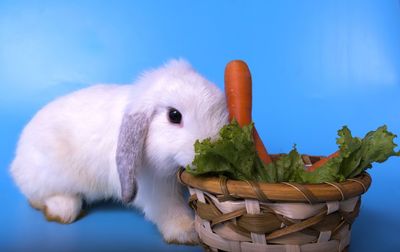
[224,60,252,125]
[307,150,340,172]
[224,60,272,164]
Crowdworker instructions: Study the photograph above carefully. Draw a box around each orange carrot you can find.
[224,60,272,164]
[224,60,252,126]
[253,128,272,164]
[307,150,340,172]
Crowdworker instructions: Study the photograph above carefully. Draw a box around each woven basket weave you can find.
[178,154,371,252]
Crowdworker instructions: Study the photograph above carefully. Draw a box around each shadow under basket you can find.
[178,154,371,252]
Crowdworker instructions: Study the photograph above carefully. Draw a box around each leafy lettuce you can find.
[186,121,399,183]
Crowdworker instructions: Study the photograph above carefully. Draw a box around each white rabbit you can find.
[10,59,228,244]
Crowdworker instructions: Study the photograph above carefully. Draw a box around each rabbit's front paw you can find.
[42,195,83,224]
[160,214,199,245]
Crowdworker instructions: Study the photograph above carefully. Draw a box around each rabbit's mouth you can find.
[174,151,195,168]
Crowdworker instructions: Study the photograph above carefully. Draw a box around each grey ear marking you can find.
[116,112,149,204]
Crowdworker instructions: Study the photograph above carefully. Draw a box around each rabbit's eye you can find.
[168,108,182,124]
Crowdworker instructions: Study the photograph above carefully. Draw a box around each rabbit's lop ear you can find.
[116,112,150,204]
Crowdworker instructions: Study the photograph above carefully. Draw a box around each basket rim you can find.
[178,170,371,203]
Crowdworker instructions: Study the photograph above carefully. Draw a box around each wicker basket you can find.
[178,154,371,252]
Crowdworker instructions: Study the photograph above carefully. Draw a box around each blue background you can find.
[1,0,399,251]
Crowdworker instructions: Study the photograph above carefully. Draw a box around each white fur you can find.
[44,195,82,223]
[10,59,228,243]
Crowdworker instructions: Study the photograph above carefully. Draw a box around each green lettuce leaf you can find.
[339,125,400,178]
[186,121,263,181]
[186,121,399,183]
[300,157,344,183]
